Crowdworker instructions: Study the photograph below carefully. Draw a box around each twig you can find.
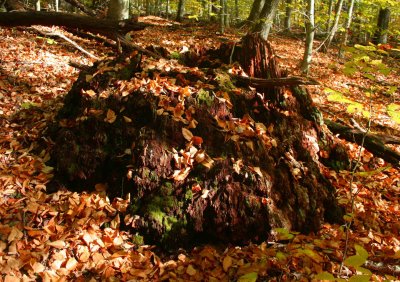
[339,99,373,276]
[30,26,99,60]
[116,34,163,59]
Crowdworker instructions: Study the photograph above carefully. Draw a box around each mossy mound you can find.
[49,47,343,249]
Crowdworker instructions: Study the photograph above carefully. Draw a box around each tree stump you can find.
[49,37,344,249]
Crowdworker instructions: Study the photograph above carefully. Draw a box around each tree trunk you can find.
[324,0,344,51]
[48,35,344,249]
[0,11,146,37]
[247,0,264,22]
[220,0,225,33]
[300,0,314,74]
[373,7,390,45]
[326,0,333,32]
[234,0,239,22]
[284,0,292,31]
[54,0,59,12]
[223,0,229,27]
[176,0,185,21]
[35,0,40,11]
[107,0,130,20]
[252,0,280,41]
[342,0,355,46]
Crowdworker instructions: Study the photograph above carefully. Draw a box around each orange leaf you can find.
[192,136,203,146]
[104,109,117,123]
[223,255,232,272]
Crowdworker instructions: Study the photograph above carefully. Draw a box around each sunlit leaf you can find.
[387,103,400,124]
[344,255,367,267]
[348,274,371,282]
[355,266,372,275]
[354,244,368,259]
[314,272,336,280]
[182,127,193,141]
[237,272,258,282]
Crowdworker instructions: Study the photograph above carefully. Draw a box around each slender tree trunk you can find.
[107,0,130,20]
[326,0,334,32]
[373,7,390,44]
[247,0,265,22]
[220,0,225,33]
[252,0,281,41]
[342,0,355,46]
[301,0,314,74]
[324,0,344,51]
[235,0,239,22]
[165,0,169,18]
[35,0,40,11]
[284,0,292,31]
[176,0,185,21]
[223,0,229,27]
[54,0,59,11]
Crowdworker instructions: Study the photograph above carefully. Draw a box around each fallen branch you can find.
[364,260,400,277]
[69,60,91,71]
[116,34,163,59]
[232,75,320,88]
[325,119,400,167]
[0,11,148,37]
[31,26,99,60]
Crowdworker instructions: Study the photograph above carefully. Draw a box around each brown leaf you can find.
[47,240,66,249]
[182,127,193,141]
[104,109,117,123]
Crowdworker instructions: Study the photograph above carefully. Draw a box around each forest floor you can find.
[0,17,399,281]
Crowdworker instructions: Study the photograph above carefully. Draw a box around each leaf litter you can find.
[0,18,399,281]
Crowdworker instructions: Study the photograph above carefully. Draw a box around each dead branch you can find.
[0,11,148,37]
[30,26,99,60]
[325,119,400,167]
[232,75,320,88]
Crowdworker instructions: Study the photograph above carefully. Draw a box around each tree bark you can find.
[373,7,390,45]
[300,0,314,74]
[252,0,281,41]
[35,0,40,11]
[326,0,333,32]
[107,0,130,20]
[324,0,344,51]
[176,0,185,21]
[342,0,355,46]
[247,0,265,22]
[232,75,319,87]
[0,11,147,37]
[325,119,400,167]
[284,0,292,31]
[220,0,225,33]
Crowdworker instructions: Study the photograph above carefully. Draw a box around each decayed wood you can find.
[233,75,320,87]
[69,60,91,70]
[325,119,400,167]
[0,12,148,37]
[364,260,400,277]
[116,34,163,59]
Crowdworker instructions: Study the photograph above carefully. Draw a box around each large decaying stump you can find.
[49,34,344,249]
